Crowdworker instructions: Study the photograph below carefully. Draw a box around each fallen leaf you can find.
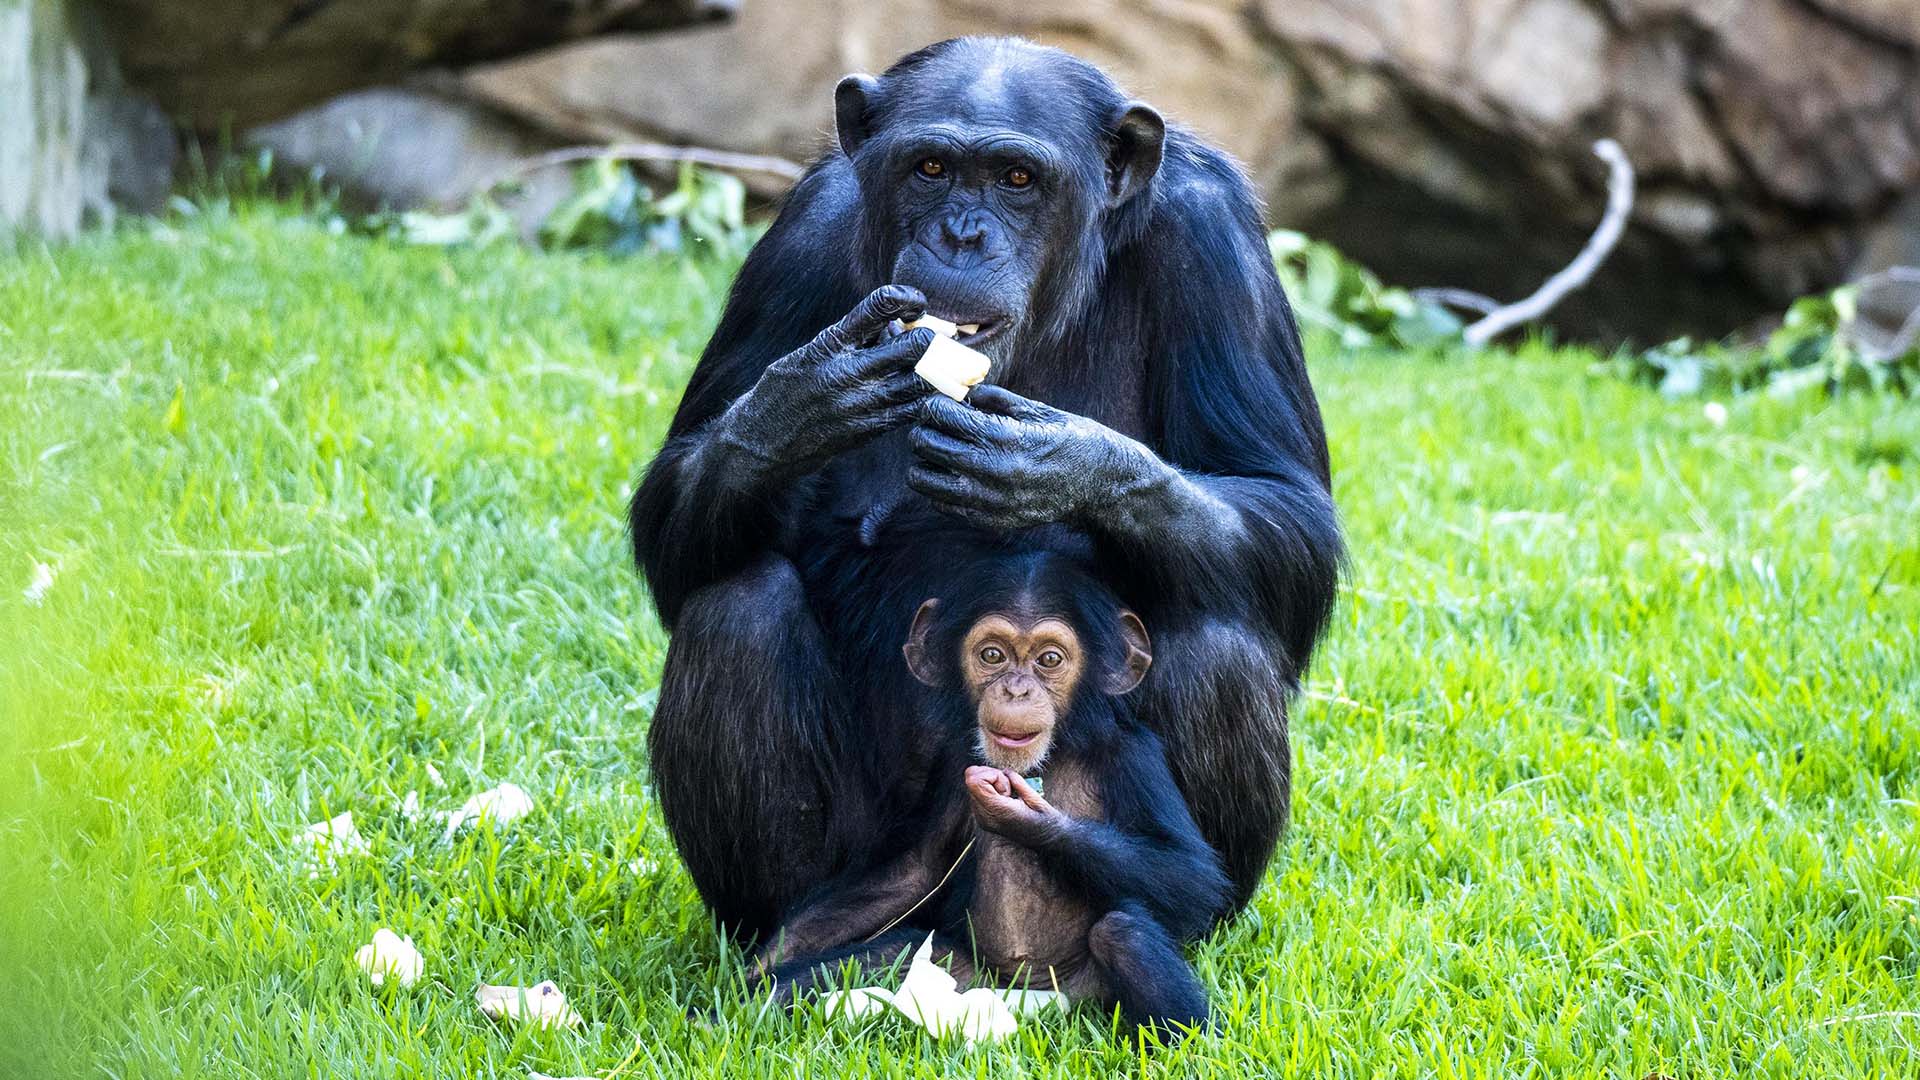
[477,980,582,1029]
[445,782,534,838]
[354,928,424,987]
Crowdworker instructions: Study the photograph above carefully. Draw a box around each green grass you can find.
[2,206,1916,1079]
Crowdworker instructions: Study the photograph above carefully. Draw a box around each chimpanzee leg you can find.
[764,928,976,1008]
[1086,904,1210,1037]
[648,554,857,943]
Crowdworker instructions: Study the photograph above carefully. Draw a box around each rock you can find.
[247,84,573,223]
[459,1,1323,215]
[101,0,741,128]
[443,0,1920,339]
[1252,0,1920,336]
[2,0,173,240]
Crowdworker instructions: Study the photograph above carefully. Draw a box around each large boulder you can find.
[99,0,740,127]
[448,0,1920,339]
[3,0,174,241]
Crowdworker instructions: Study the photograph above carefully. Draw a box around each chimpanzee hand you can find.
[717,285,937,485]
[907,385,1167,531]
[965,765,1061,843]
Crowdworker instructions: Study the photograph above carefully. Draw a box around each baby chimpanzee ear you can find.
[902,598,943,686]
[1104,610,1153,694]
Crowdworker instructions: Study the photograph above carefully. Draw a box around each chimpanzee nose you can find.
[1001,677,1033,700]
[940,213,987,249]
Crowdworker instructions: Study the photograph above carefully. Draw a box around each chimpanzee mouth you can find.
[945,317,1004,348]
[985,728,1040,749]
[888,313,1006,348]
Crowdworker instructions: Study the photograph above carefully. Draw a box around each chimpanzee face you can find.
[834,39,1165,367]
[873,124,1078,362]
[903,591,1152,775]
[959,612,1085,772]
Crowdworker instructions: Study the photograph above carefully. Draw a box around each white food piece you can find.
[818,986,895,1019]
[443,782,534,838]
[915,335,991,402]
[476,980,583,1029]
[902,314,991,401]
[903,313,958,338]
[299,810,370,878]
[989,986,1070,1017]
[817,933,1032,1044]
[354,928,424,987]
[22,562,55,605]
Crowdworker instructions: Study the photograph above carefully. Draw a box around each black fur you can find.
[631,37,1341,940]
[761,547,1229,1038]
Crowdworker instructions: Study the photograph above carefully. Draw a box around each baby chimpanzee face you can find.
[904,588,1152,775]
[959,612,1085,771]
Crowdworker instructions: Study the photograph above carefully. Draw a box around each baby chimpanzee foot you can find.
[1088,906,1210,1042]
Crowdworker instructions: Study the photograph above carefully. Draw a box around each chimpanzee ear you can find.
[835,74,882,158]
[1105,610,1153,694]
[902,599,943,686]
[1106,102,1165,207]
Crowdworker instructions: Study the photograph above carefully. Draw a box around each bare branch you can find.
[489,142,807,190]
[1463,139,1636,346]
[1412,287,1501,316]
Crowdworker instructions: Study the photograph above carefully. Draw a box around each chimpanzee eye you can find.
[917,157,947,179]
[1003,167,1033,189]
[979,645,1006,665]
[1037,649,1065,669]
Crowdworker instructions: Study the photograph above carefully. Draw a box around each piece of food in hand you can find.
[900,314,991,401]
[354,928,424,987]
[475,980,583,1029]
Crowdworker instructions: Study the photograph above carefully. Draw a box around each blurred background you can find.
[6,0,1920,342]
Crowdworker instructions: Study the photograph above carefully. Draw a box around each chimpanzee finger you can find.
[918,392,1024,446]
[906,464,1004,513]
[852,400,925,441]
[814,284,927,353]
[1005,772,1049,811]
[965,383,1057,424]
[844,327,935,382]
[906,425,997,476]
[855,369,934,413]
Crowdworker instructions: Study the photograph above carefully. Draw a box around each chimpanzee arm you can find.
[906,158,1341,672]
[629,162,933,628]
[984,731,1229,942]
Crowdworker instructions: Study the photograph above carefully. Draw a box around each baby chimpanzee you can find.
[751,548,1230,1036]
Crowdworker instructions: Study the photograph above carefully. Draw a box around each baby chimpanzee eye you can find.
[1037,649,1065,669]
[917,157,947,179]
[1004,167,1032,188]
[979,645,1006,665]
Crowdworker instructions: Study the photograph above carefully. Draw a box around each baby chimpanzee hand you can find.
[965,766,1059,841]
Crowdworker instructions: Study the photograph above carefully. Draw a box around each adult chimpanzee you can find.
[630,37,1341,942]
[751,545,1230,1037]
